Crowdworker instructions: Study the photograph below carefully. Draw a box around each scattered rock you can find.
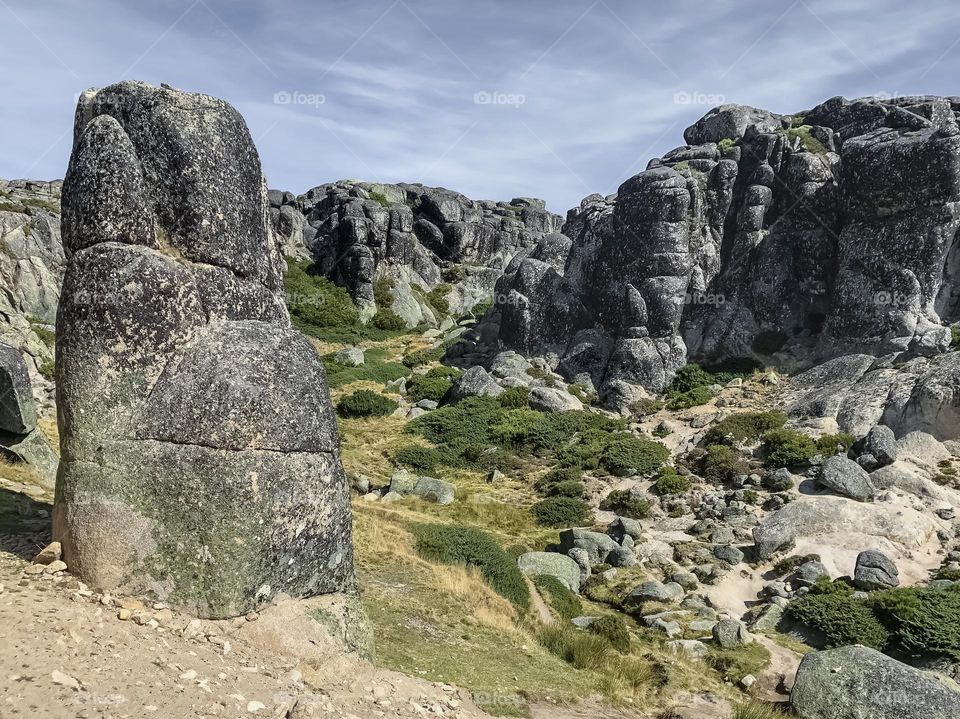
[517,552,582,593]
[818,455,877,501]
[712,619,751,648]
[853,550,900,590]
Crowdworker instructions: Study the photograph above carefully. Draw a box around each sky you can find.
[2,0,960,213]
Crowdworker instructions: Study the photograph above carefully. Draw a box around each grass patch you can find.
[706,642,771,684]
[702,411,787,446]
[336,389,398,418]
[533,574,583,620]
[532,496,592,528]
[323,347,410,389]
[599,490,651,519]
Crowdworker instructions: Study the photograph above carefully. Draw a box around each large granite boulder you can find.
[853,550,900,590]
[818,455,877,502]
[517,551,582,593]
[53,81,356,619]
[791,645,960,719]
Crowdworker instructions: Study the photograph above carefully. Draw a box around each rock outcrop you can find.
[53,81,356,618]
[791,645,960,718]
[270,182,562,327]
[464,97,960,416]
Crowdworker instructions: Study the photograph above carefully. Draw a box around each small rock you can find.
[246,700,267,713]
[23,564,43,576]
[51,670,80,690]
[713,619,751,648]
[740,674,756,689]
[32,541,61,565]
[43,560,67,574]
[117,608,132,621]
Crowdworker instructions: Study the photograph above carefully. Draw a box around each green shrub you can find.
[470,298,493,318]
[31,325,55,347]
[498,386,530,409]
[532,575,583,620]
[425,284,451,316]
[599,435,669,477]
[535,467,582,494]
[786,124,828,155]
[336,389,398,418]
[544,480,586,499]
[707,641,771,683]
[402,346,445,368]
[38,359,55,381]
[772,553,822,577]
[411,523,530,611]
[599,490,651,519]
[372,277,394,306]
[371,309,406,331]
[629,398,664,417]
[666,386,714,410]
[393,445,450,473]
[952,325,960,349]
[699,444,749,483]
[535,625,612,669]
[653,424,672,438]
[368,190,391,207]
[702,411,787,446]
[762,428,817,467]
[567,383,595,404]
[816,432,855,455]
[587,615,631,653]
[717,138,736,153]
[408,396,502,463]
[668,364,715,394]
[531,496,592,527]
[283,259,360,329]
[732,700,782,719]
[406,368,458,403]
[788,589,888,650]
[323,348,410,388]
[868,584,960,657]
[653,467,690,496]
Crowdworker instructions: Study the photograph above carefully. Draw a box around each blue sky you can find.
[2,0,960,213]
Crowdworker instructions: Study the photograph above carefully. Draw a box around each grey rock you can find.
[559,528,619,566]
[53,82,356,619]
[447,366,505,402]
[745,602,785,632]
[607,516,644,541]
[567,547,592,586]
[527,386,583,412]
[791,560,830,587]
[712,618,751,648]
[607,545,637,568]
[666,639,708,660]
[671,570,699,590]
[791,645,960,719]
[622,581,684,612]
[709,526,735,545]
[0,428,58,488]
[0,343,37,434]
[865,424,898,466]
[763,468,794,492]
[388,469,455,504]
[517,551,582,593]
[819,455,877,502]
[854,549,900,590]
[713,544,744,565]
[333,347,364,367]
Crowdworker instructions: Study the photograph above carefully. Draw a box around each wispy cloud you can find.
[1,0,959,212]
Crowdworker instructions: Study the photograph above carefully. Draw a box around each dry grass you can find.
[37,415,59,451]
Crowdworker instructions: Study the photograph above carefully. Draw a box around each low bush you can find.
[600,435,669,477]
[411,523,530,611]
[283,259,359,329]
[532,574,583,620]
[544,480,586,499]
[323,348,410,389]
[629,397,664,417]
[868,584,960,658]
[702,410,787,446]
[587,615,631,653]
[567,383,595,405]
[393,445,450,473]
[668,364,715,394]
[762,428,817,467]
[706,641,771,683]
[772,553,821,577]
[406,366,460,403]
[371,309,406,331]
[699,444,749,483]
[816,432,855,456]
[407,396,502,464]
[402,346,445,368]
[788,583,888,650]
[535,467,582,491]
[952,325,960,349]
[666,386,714,410]
[653,467,690,496]
[336,389,398,418]
[498,386,530,409]
[531,496,592,528]
[535,625,612,670]
[599,489,651,519]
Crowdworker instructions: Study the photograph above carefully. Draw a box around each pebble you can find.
[23,564,44,576]
[51,670,80,690]
[246,700,266,713]
[117,608,132,621]
[43,560,67,574]
[180,670,198,681]
[32,541,62,565]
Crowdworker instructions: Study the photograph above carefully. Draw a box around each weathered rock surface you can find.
[791,645,960,719]
[853,549,900,590]
[453,96,960,417]
[270,182,561,327]
[53,81,356,619]
[517,551,582,593]
[818,455,877,501]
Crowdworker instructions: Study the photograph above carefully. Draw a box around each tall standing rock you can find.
[53,81,356,619]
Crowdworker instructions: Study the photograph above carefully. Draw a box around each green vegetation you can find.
[425,283,451,316]
[406,366,460,403]
[498,386,530,409]
[533,574,583,620]
[702,410,787,446]
[38,359,55,382]
[666,385,714,410]
[403,346,445,368]
[772,553,821,577]
[653,467,690,496]
[706,641,771,684]
[393,445,449,473]
[786,124,828,155]
[732,699,784,719]
[368,190,391,207]
[284,258,359,329]
[336,389,398,418]
[761,428,817,467]
[629,397,664,417]
[816,432,855,456]
[717,138,737,153]
[323,347,409,388]
[952,325,960,349]
[567,383,595,405]
[698,444,749,483]
[29,323,55,348]
[868,584,960,658]
[371,309,406,331]
[536,624,613,670]
[599,490,651,519]
[599,435,670,477]
[411,523,530,611]
[587,615,631,653]
[532,496,592,527]
[788,580,889,650]
[544,480,586,499]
